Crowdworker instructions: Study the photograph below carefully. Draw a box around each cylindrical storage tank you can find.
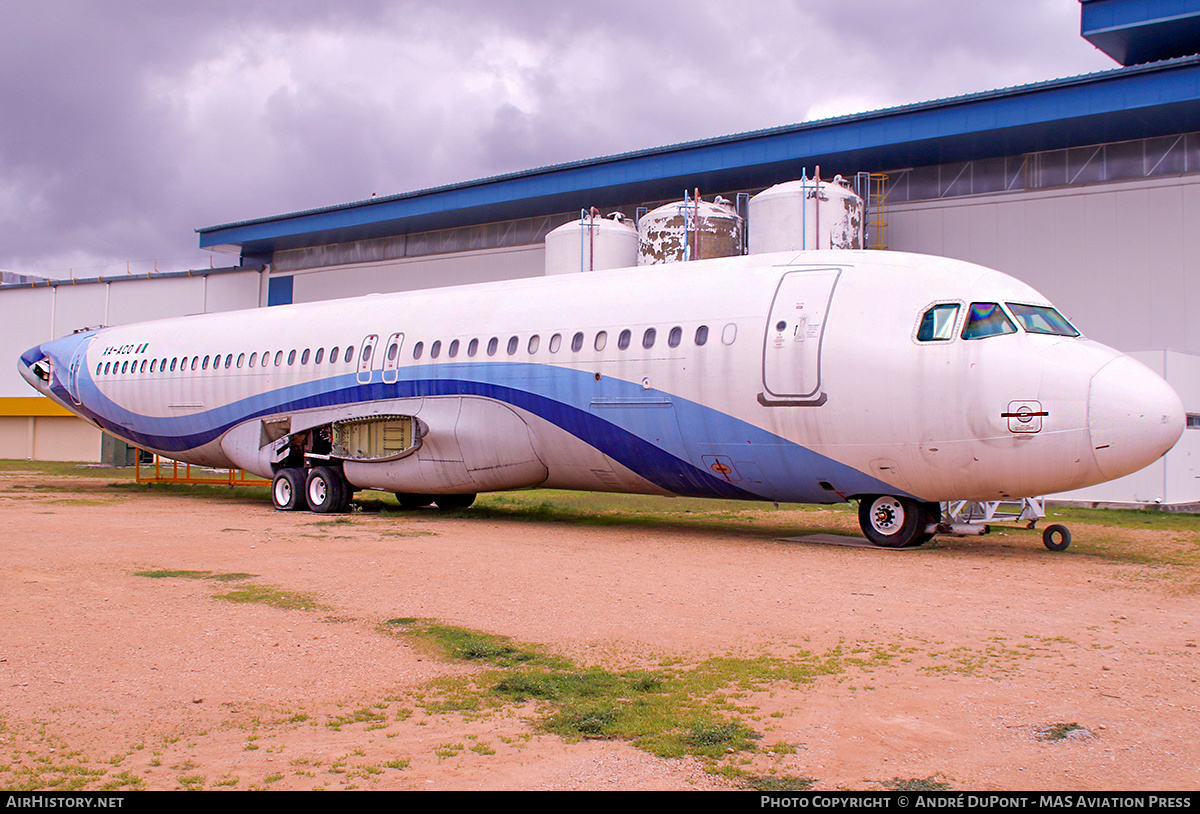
[637,195,744,265]
[748,175,865,254]
[544,212,639,275]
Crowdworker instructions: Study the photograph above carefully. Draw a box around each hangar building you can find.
[4,0,1199,505]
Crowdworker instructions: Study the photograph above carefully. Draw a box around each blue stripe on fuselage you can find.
[65,360,911,503]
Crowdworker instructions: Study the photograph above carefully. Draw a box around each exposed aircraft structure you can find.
[19,249,1184,549]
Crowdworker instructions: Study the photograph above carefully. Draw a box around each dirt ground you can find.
[0,470,1197,792]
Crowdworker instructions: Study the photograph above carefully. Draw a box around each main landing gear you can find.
[857,494,1073,551]
[858,495,937,548]
[272,466,354,513]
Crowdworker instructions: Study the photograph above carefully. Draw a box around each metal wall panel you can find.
[289,244,544,304]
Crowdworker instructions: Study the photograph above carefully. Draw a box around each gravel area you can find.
[1,471,1197,791]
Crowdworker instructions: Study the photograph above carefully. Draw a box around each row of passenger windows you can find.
[916,301,1079,342]
[98,345,358,377]
[96,323,732,377]
[397,324,720,363]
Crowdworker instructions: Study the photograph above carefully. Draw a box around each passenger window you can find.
[274,351,283,366]
[487,337,499,356]
[287,350,296,366]
[571,332,584,352]
[413,341,424,360]
[507,336,519,355]
[721,323,737,345]
[695,325,709,346]
[618,329,631,350]
[314,348,324,365]
[549,333,562,353]
[237,353,245,368]
[431,340,441,359]
[528,335,540,354]
[917,303,960,342]
[330,346,339,363]
[962,303,1017,340]
[140,360,148,373]
[468,338,479,357]
[344,346,354,364]
[121,361,129,374]
[643,328,656,349]
[1006,303,1080,337]
[170,359,178,372]
[668,326,682,348]
[301,349,310,365]
[594,331,608,352]
[448,339,459,358]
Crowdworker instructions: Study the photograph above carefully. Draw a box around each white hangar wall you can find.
[884,173,1200,355]
[0,268,264,462]
[885,174,1200,505]
[286,244,544,304]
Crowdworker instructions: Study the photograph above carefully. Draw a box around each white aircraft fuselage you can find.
[19,250,1184,547]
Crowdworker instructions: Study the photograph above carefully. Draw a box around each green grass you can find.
[133,569,257,582]
[214,584,324,612]
[384,619,876,766]
[134,569,323,611]
[878,775,953,791]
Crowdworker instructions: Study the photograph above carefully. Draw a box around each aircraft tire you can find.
[858,495,932,548]
[272,468,308,512]
[1042,523,1071,551]
[433,493,476,511]
[306,466,348,513]
[394,492,433,510]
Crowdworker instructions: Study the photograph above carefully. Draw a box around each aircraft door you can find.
[761,268,840,404]
[356,334,379,385]
[381,332,404,384]
[66,337,92,406]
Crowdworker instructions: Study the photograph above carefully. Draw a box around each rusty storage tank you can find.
[544,211,639,275]
[748,175,864,253]
[637,194,744,265]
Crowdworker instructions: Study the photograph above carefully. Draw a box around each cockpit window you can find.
[961,302,1017,340]
[917,303,960,342]
[1006,303,1080,337]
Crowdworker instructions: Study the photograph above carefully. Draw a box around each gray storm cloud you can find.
[0,0,1112,278]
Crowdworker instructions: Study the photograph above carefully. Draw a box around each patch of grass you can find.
[385,619,866,768]
[1036,722,1094,742]
[741,773,817,791]
[133,569,256,582]
[380,618,562,668]
[878,775,953,791]
[216,584,323,612]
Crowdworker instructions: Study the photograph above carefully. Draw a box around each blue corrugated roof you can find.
[1081,0,1200,65]
[199,55,1200,257]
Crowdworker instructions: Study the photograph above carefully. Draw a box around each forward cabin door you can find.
[66,337,92,406]
[760,268,840,405]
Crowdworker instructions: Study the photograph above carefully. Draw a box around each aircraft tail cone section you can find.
[1088,356,1185,481]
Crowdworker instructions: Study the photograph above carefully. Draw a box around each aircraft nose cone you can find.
[1089,356,1184,481]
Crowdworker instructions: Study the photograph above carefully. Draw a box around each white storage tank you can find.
[749,175,865,253]
[544,211,639,275]
[638,194,744,265]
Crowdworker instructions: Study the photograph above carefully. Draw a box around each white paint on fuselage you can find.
[20,250,1185,504]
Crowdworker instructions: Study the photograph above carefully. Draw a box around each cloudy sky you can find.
[1,0,1116,279]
